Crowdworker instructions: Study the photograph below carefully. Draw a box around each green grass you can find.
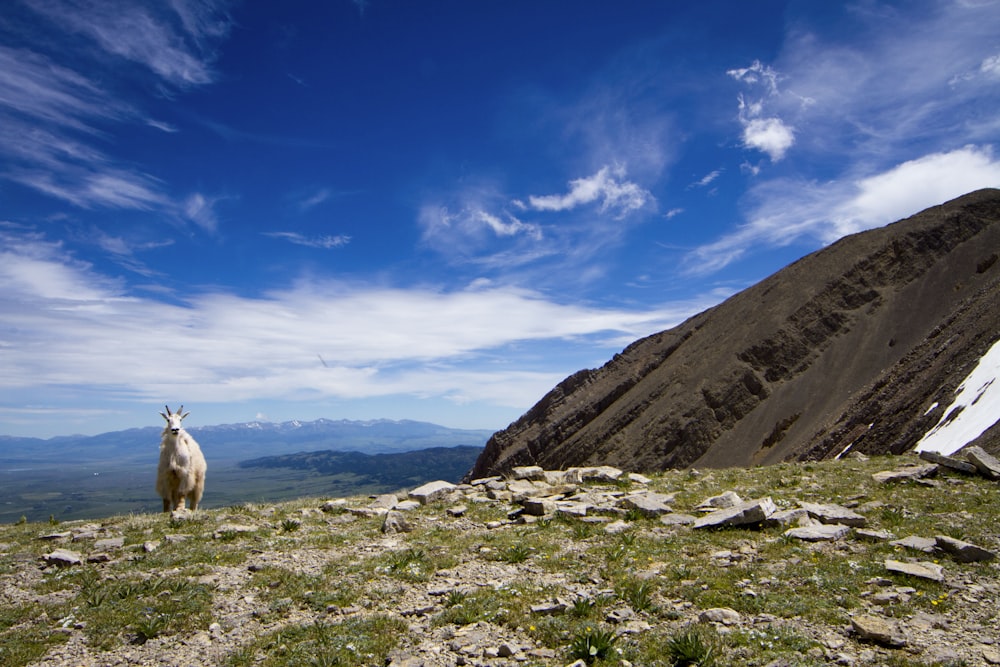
[0,455,997,666]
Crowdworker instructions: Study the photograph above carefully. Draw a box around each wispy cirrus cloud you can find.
[21,0,232,87]
[263,231,352,249]
[0,229,702,423]
[0,1,234,231]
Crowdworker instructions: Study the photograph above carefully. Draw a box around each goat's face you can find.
[164,412,184,435]
[160,405,188,435]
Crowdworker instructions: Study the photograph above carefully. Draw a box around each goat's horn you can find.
[165,404,172,415]
[178,405,184,415]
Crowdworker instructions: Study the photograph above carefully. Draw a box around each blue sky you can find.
[2,1,1000,438]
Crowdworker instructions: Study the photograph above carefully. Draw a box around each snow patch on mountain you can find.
[915,338,1000,455]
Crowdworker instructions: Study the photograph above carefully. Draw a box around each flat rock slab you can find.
[784,523,850,542]
[965,445,1000,479]
[694,497,776,529]
[697,491,743,510]
[885,559,944,582]
[935,535,997,563]
[918,450,979,475]
[618,492,675,517]
[872,464,938,483]
[408,480,458,504]
[44,548,82,567]
[798,501,867,527]
[851,615,907,647]
[699,607,741,625]
[511,466,546,481]
[890,535,937,552]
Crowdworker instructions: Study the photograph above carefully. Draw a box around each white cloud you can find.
[183,193,220,232]
[741,118,795,162]
[477,211,542,240]
[295,188,332,212]
[728,60,796,162]
[982,54,1000,76]
[683,145,1000,276]
[0,234,703,415]
[23,0,232,87]
[264,231,351,248]
[827,145,1000,240]
[691,170,722,188]
[0,4,232,225]
[527,165,653,217]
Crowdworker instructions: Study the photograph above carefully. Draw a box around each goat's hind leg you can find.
[162,498,170,513]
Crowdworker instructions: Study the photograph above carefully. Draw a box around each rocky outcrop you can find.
[466,189,1000,480]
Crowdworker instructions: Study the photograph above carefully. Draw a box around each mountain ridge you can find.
[466,188,1000,480]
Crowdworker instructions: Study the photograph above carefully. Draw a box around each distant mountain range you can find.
[0,419,494,522]
[0,418,494,470]
[468,189,1000,479]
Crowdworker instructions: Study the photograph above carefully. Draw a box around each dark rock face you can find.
[466,189,1000,480]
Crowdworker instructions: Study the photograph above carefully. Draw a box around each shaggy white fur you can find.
[156,405,207,512]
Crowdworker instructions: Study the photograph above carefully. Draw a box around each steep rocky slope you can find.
[467,189,1000,480]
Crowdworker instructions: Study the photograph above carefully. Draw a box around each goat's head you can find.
[160,404,190,435]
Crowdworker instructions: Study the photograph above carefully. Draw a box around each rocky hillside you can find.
[1,451,998,666]
[467,189,1000,480]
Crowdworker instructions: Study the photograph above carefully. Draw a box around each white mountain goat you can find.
[156,405,207,512]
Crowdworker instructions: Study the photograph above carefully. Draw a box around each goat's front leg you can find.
[162,498,170,513]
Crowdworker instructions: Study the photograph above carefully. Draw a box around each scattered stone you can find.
[511,465,546,480]
[693,497,776,529]
[604,520,630,534]
[659,513,697,526]
[142,540,159,552]
[885,559,944,582]
[618,492,674,517]
[935,535,997,563]
[871,464,938,483]
[764,508,808,527]
[530,598,570,615]
[213,524,256,539]
[38,531,72,541]
[918,450,979,475]
[984,648,1000,665]
[321,499,347,512]
[784,523,850,542]
[381,511,412,534]
[964,446,1000,480]
[798,501,867,527]
[890,535,937,552]
[627,473,652,485]
[855,529,894,541]
[408,480,458,504]
[395,500,421,511]
[44,548,82,567]
[94,537,124,550]
[699,607,741,625]
[521,498,557,516]
[697,491,743,510]
[370,494,399,510]
[851,615,906,648]
[445,505,467,517]
[577,466,625,482]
